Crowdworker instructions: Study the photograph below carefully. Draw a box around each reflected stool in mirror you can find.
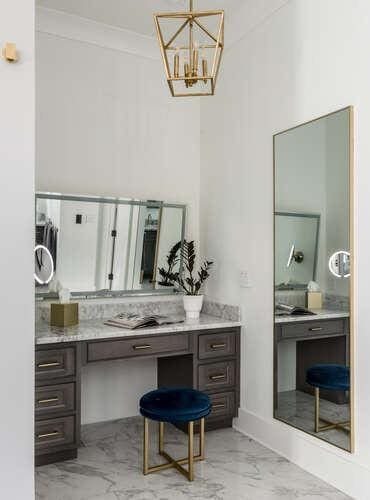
[306,364,350,434]
[139,388,211,481]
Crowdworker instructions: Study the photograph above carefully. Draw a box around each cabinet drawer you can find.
[209,391,236,418]
[198,361,236,391]
[36,348,75,382]
[198,331,236,360]
[281,320,345,340]
[35,415,75,451]
[87,334,189,362]
[35,383,75,417]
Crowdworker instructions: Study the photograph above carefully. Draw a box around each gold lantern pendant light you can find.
[154,0,224,97]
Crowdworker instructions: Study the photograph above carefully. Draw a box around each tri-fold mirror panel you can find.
[35,193,185,297]
[273,107,353,452]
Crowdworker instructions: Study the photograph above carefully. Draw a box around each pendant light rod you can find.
[190,0,194,12]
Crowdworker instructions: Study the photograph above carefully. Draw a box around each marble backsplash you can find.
[36,296,241,323]
[275,290,349,311]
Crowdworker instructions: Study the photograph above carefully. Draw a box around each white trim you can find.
[234,408,370,499]
[36,6,160,60]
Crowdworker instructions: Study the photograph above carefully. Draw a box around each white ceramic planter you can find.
[183,295,204,320]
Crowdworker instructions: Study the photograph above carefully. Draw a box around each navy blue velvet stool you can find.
[139,388,211,481]
[306,364,350,434]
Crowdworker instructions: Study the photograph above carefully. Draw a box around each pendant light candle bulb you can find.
[174,51,180,78]
[202,58,208,83]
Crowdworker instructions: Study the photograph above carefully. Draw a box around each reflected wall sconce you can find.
[286,244,304,268]
[2,42,18,62]
[154,0,224,97]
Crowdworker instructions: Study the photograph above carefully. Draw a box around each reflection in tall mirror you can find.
[273,107,353,452]
[35,194,185,297]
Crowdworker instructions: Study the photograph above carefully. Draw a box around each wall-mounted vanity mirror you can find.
[35,193,186,298]
[273,107,353,452]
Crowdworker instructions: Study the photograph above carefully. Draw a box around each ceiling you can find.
[36,0,244,37]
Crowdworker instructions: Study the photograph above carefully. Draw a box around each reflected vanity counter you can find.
[274,309,350,449]
[35,299,241,466]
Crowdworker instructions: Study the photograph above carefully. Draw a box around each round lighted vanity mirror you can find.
[34,245,54,285]
[329,251,350,278]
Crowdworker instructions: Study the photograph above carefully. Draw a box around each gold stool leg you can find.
[199,418,205,460]
[188,421,194,481]
[143,417,149,475]
[159,422,164,454]
[315,387,320,433]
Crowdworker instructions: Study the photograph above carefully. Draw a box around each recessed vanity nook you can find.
[273,107,354,453]
[34,193,241,466]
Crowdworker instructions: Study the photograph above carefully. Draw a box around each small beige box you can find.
[50,303,79,327]
[306,292,322,310]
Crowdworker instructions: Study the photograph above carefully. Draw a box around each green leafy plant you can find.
[171,240,213,296]
[157,241,181,286]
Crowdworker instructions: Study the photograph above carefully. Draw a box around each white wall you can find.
[201,0,370,497]
[0,0,35,498]
[36,8,200,424]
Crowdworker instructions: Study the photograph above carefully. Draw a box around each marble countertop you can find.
[36,314,242,345]
[275,309,349,324]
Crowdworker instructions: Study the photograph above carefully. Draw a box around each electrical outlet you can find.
[239,270,251,288]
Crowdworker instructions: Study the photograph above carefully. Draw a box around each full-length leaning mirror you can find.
[273,107,354,452]
[35,193,186,298]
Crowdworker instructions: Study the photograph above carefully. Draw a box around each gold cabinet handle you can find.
[209,373,226,381]
[37,361,61,368]
[37,431,61,439]
[309,327,323,332]
[37,397,59,405]
[133,345,152,350]
[210,343,227,349]
[212,403,226,409]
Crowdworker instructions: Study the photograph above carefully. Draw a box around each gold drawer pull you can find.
[38,361,61,368]
[210,373,226,381]
[37,431,61,439]
[212,403,226,409]
[210,343,227,349]
[309,327,323,332]
[133,345,152,350]
[37,397,59,405]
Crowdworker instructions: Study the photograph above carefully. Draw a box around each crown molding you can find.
[36,6,160,60]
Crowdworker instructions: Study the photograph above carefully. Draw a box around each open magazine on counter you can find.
[104,313,185,330]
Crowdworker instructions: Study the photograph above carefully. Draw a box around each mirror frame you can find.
[35,192,186,300]
[272,106,354,453]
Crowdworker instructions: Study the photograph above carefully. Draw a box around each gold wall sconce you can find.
[2,42,18,63]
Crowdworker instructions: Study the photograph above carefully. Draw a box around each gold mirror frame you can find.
[272,106,354,453]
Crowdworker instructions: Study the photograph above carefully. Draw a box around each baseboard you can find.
[233,408,370,500]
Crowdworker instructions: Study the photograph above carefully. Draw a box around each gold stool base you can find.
[143,417,205,481]
[314,387,350,434]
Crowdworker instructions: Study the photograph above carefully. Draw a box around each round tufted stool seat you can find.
[139,388,211,481]
[306,364,350,391]
[140,387,211,423]
[306,364,350,434]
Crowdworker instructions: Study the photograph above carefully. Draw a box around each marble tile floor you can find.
[276,390,350,450]
[35,416,351,500]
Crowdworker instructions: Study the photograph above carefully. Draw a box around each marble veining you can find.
[35,417,350,500]
[36,314,241,345]
[275,309,349,324]
[36,297,240,324]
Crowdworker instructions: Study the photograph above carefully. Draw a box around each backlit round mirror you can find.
[329,250,350,278]
[34,245,54,285]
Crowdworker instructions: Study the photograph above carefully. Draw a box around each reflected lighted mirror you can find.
[273,107,353,452]
[35,193,185,298]
[34,245,54,285]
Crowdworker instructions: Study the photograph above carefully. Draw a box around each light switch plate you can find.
[239,270,251,288]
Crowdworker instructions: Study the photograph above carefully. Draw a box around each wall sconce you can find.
[286,244,304,268]
[2,42,18,63]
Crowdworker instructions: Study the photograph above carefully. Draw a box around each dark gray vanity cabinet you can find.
[35,343,81,466]
[35,326,240,466]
